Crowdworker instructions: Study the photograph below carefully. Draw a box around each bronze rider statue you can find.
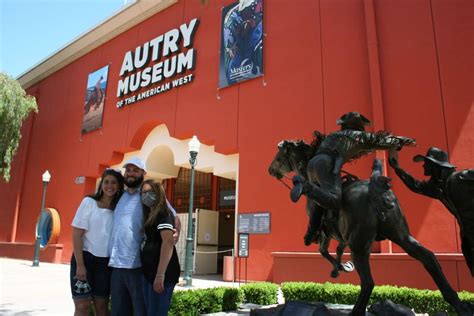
[292,112,416,245]
[389,147,474,276]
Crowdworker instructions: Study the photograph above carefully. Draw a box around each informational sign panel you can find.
[238,212,270,234]
[238,233,249,258]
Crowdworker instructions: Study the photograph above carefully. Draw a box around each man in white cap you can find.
[108,157,180,316]
[108,157,147,316]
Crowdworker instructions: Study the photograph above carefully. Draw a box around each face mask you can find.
[141,191,157,208]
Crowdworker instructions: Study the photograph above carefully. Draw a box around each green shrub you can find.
[371,286,474,315]
[112,281,474,315]
[241,282,279,305]
[197,288,223,314]
[280,282,359,305]
[215,287,244,311]
[170,287,244,315]
[280,282,474,315]
[170,289,200,315]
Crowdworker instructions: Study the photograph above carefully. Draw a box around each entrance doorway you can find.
[171,168,236,274]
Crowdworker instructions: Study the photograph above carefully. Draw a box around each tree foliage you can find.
[0,73,38,182]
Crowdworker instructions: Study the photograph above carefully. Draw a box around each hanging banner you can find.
[219,0,263,88]
[81,65,109,134]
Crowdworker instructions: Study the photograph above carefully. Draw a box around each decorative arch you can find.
[110,124,239,180]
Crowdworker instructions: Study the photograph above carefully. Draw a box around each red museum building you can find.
[0,0,472,291]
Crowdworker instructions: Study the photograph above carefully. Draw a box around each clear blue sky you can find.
[0,0,128,79]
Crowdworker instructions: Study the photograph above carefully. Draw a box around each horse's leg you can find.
[393,235,474,315]
[335,242,344,270]
[334,242,354,273]
[304,200,324,246]
[318,233,340,278]
[351,250,374,316]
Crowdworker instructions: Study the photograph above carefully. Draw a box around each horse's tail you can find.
[369,159,395,223]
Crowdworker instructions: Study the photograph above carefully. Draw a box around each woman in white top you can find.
[70,169,124,316]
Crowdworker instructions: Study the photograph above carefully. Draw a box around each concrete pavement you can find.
[1,257,73,315]
[0,257,246,315]
[0,258,431,315]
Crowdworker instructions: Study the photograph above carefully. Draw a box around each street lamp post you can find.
[184,135,200,287]
[32,170,51,267]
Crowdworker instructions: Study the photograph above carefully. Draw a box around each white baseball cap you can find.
[123,157,147,171]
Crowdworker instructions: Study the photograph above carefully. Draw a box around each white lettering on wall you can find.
[116,18,200,100]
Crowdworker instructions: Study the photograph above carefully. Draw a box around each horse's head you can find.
[268,140,307,179]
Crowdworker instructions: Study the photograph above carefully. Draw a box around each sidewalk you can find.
[0,258,431,315]
[0,257,246,315]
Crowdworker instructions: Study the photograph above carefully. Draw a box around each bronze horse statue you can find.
[268,139,474,315]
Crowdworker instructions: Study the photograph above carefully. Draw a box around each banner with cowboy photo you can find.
[81,65,109,134]
[219,0,264,88]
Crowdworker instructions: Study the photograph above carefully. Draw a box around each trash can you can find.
[222,256,234,282]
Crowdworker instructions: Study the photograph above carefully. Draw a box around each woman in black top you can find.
[140,179,180,316]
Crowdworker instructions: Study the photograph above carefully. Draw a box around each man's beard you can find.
[126,175,144,188]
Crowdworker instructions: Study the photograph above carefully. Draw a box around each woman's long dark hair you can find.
[87,169,124,210]
[141,179,171,228]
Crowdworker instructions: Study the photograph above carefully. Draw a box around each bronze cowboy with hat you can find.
[389,147,474,276]
[292,111,416,246]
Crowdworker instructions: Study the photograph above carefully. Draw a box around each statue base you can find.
[249,300,417,316]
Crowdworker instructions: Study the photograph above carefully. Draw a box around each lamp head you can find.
[42,170,51,183]
[188,135,201,154]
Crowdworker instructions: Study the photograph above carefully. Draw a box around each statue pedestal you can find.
[249,300,417,316]
[271,251,474,292]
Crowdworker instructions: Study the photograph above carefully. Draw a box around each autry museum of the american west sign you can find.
[116,18,199,108]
